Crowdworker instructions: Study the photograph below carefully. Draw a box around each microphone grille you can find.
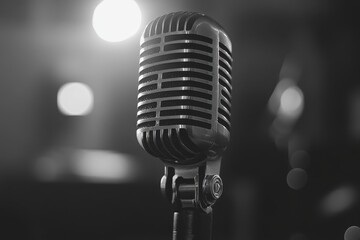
[218,42,232,131]
[143,12,204,37]
[137,12,233,164]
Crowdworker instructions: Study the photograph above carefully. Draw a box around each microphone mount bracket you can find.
[160,156,223,213]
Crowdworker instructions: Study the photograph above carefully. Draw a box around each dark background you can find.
[1,0,360,239]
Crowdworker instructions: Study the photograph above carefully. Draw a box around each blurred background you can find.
[0,0,359,239]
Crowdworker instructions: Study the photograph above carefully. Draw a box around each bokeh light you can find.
[72,149,138,182]
[344,226,360,240]
[280,86,304,117]
[287,168,308,190]
[320,186,357,216]
[57,82,94,116]
[92,0,142,42]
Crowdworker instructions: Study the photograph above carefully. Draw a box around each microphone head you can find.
[136,12,233,165]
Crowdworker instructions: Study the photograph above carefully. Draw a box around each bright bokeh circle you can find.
[280,86,303,115]
[92,0,142,42]
[57,82,94,116]
[287,168,308,190]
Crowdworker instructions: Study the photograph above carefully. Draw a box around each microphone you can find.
[136,11,232,239]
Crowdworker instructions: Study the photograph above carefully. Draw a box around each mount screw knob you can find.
[203,175,223,206]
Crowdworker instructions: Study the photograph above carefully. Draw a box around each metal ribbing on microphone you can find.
[136,12,233,165]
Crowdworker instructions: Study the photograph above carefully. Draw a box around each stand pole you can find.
[172,209,213,240]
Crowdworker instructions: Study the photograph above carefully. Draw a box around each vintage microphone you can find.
[136,11,233,240]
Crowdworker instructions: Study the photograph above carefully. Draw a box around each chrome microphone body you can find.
[137,12,232,167]
[136,11,233,240]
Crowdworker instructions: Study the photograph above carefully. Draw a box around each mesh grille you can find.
[137,29,214,130]
[143,12,204,37]
[137,11,233,163]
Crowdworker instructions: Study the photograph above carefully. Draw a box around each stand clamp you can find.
[160,156,223,213]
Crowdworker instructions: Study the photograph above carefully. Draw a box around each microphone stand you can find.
[161,156,223,240]
[172,208,213,240]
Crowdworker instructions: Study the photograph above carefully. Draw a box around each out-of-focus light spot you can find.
[72,149,138,183]
[92,0,141,42]
[280,86,304,117]
[290,150,310,169]
[268,78,295,115]
[320,186,357,216]
[57,82,94,116]
[287,168,307,190]
[267,79,303,142]
[345,226,360,240]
